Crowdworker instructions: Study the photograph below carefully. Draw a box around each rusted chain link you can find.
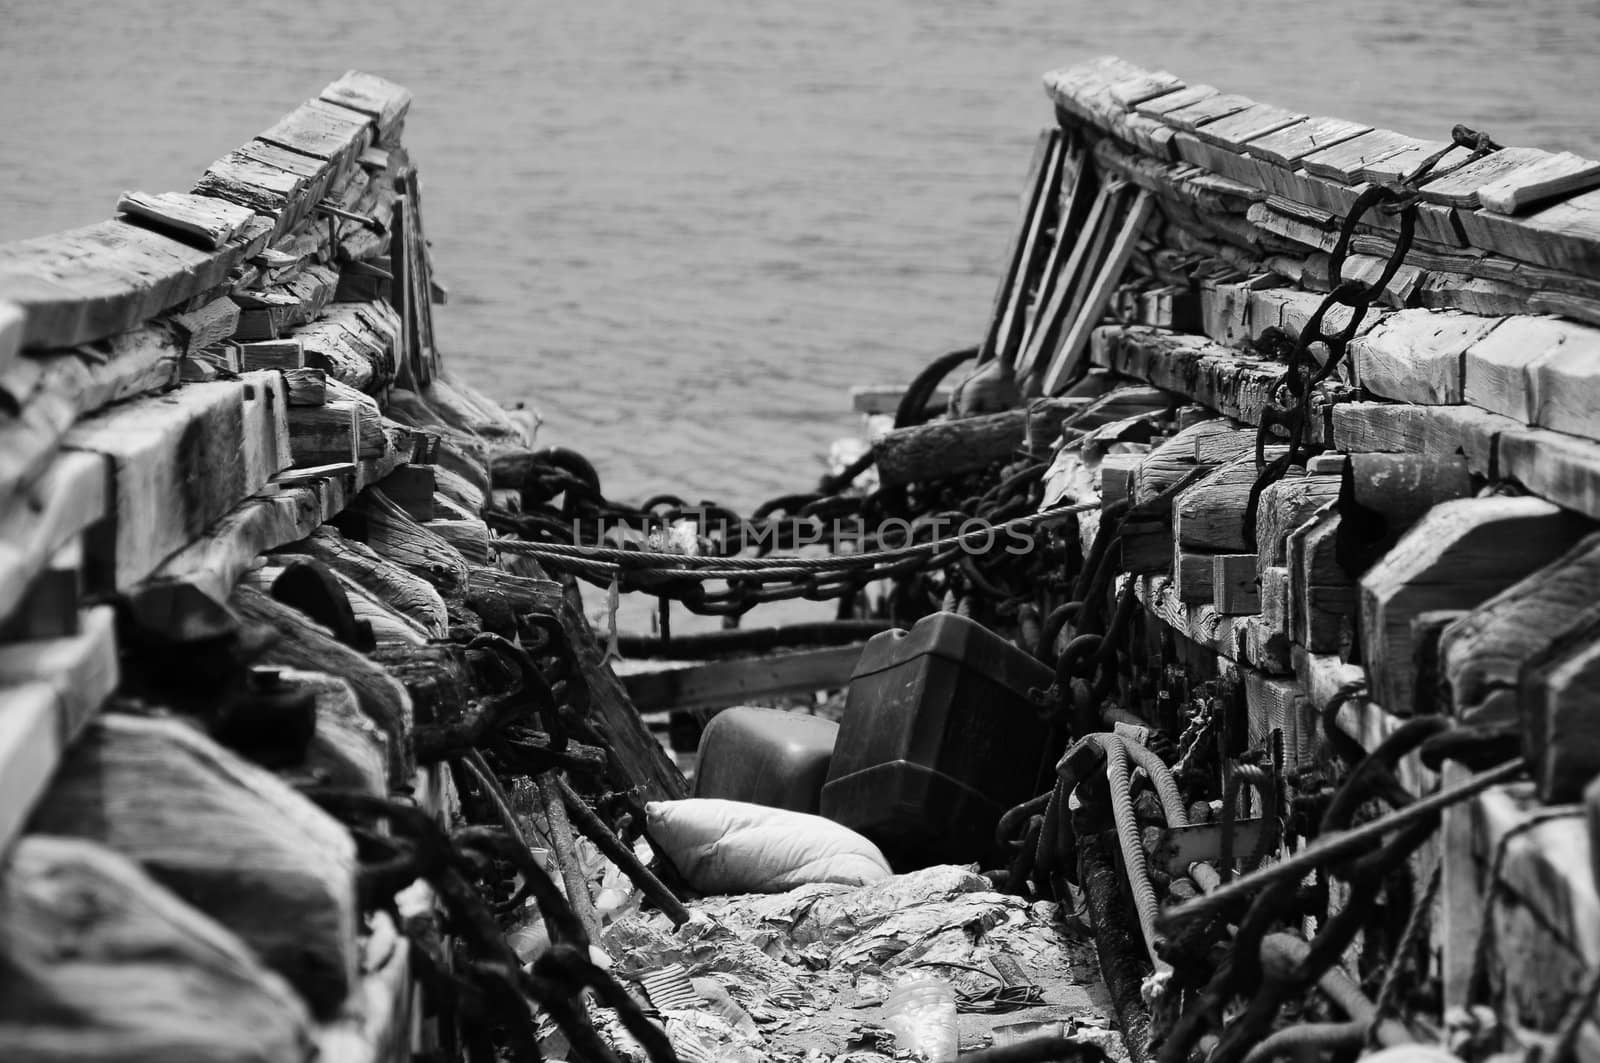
[1242,125,1501,542]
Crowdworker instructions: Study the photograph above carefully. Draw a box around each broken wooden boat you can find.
[4,51,1600,1063]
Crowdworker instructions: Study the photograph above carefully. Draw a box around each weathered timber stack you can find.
[996,56,1600,1057]
[0,74,685,1062]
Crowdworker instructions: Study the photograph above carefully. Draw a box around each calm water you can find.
[3,0,1598,511]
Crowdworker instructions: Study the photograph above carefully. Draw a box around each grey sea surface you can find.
[3,0,1597,512]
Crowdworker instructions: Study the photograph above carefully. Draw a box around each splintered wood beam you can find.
[1359,496,1590,716]
[64,380,279,590]
[276,526,448,637]
[0,450,107,622]
[0,835,315,1061]
[115,190,256,250]
[0,604,119,740]
[168,295,242,353]
[292,302,399,393]
[621,644,865,713]
[29,712,361,1020]
[339,488,470,603]
[231,585,412,781]
[127,486,327,640]
[1090,325,1328,432]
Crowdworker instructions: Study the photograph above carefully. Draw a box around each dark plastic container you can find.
[692,706,840,813]
[820,613,1055,866]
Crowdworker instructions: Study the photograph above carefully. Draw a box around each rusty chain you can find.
[1242,125,1501,542]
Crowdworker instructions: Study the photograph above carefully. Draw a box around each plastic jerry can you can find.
[692,706,840,813]
[819,612,1054,867]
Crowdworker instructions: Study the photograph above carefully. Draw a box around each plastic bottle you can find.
[881,975,958,1062]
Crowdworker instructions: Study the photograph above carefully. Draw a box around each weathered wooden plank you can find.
[127,485,326,641]
[259,98,373,180]
[1418,147,1557,210]
[1525,319,1600,438]
[168,294,242,353]
[1348,308,1502,405]
[986,130,1062,367]
[1132,83,1219,120]
[64,380,270,589]
[278,526,447,638]
[1359,139,1475,185]
[320,70,413,141]
[1359,496,1588,715]
[1478,151,1600,214]
[1244,116,1371,169]
[116,190,256,250]
[193,150,307,234]
[1330,401,1514,478]
[1299,128,1423,183]
[1457,187,1600,279]
[1154,93,1253,134]
[1042,189,1157,395]
[1015,178,1121,378]
[1460,313,1573,420]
